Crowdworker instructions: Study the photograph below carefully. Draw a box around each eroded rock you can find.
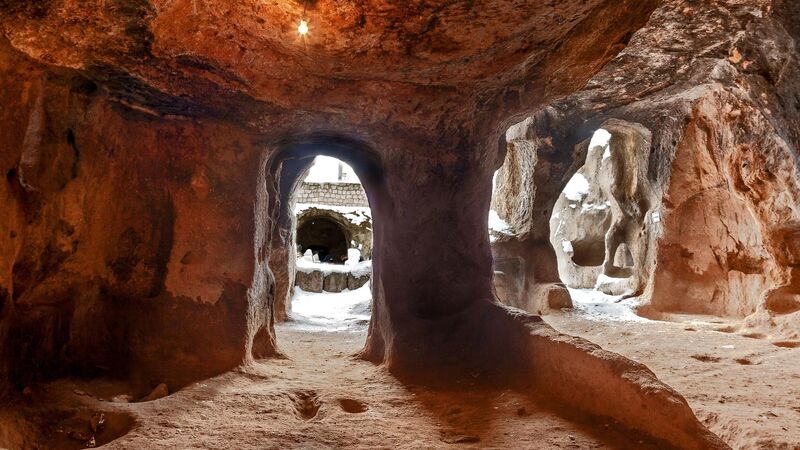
[140,383,168,402]
[323,272,347,293]
[295,270,323,293]
[490,0,800,340]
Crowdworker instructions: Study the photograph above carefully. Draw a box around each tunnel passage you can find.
[296,216,350,264]
[263,135,384,328]
[548,123,655,296]
[489,120,657,314]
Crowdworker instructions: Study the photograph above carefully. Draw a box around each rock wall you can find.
[491,0,800,338]
[0,42,276,395]
[0,0,662,394]
[295,182,369,207]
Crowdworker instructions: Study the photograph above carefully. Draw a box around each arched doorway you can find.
[296,216,350,264]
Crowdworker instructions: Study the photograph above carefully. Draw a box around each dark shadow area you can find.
[401,374,674,450]
[296,216,350,263]
[571,237,606,267]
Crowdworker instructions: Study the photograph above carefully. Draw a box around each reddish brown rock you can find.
[0,0,795,447]
[491,0,800,340]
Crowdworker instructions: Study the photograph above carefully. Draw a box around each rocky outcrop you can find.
[295,270,323,293]
[491,0,800,339]
[548,120,658,297]
[0,42,275,395]
[648,93,796,321]
[347,273,370,291]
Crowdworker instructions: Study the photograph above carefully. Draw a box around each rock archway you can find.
[260,132,505,376]
[548,121,657,297]
[296,216,350,263]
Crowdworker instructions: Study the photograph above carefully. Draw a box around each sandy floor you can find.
[547,310,800,450]
[2,323,664,450]
[3,286,798,449]
[2,285,665,450]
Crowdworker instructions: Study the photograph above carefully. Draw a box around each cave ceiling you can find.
[0,0,658,139]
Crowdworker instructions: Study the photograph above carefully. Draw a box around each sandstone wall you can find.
[0,42,276,395]
[295,182,369,207]
[548,121,658,297]
[491,0,800,338]
[0,0,662,395]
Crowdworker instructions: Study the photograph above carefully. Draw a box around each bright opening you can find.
[549,128,645,321]
[289,156,373,331]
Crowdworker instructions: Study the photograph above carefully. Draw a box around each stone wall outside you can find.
[296,182,369,207]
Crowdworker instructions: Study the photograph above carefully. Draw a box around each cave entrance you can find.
[296,217,349,264]
[288,155,373,332]
[549,129,618,291]
[547,123,653,317]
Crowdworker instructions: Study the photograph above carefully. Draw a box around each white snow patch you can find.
[345,248,361,266]
[581,201,610,213]
[488,210,512,234]
[296,258,372,277]
[288,284,372,332]
[489,210,513,242]
[596,273,628,285]
[568,288,647,322]
[294,203,371,226]
[561,240,573,254]
[589,129,612,161]
[304,155,361,183]
[563,173,590,201]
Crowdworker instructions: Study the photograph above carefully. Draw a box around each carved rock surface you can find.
[295,270,323,293]
[491,0,800,340]
[0,0,661,391]
[0,0,795,447]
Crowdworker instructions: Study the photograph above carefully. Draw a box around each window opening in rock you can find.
[488,169,513,242]
[548,128,646,320]
[289,156,373,332]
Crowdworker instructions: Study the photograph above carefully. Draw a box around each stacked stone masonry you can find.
[296,182,369,207]
[295,269,370,293]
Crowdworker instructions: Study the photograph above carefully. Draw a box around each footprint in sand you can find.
[338,398,368,413]
[289,390,322,420]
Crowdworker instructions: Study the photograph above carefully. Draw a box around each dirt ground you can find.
[2,321,673,450]
[547,311,800,450]
[3,301,799,449]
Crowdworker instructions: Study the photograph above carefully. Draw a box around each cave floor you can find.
[546,311,800,450]
[5,306,799,449]
[4,323,667,450]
